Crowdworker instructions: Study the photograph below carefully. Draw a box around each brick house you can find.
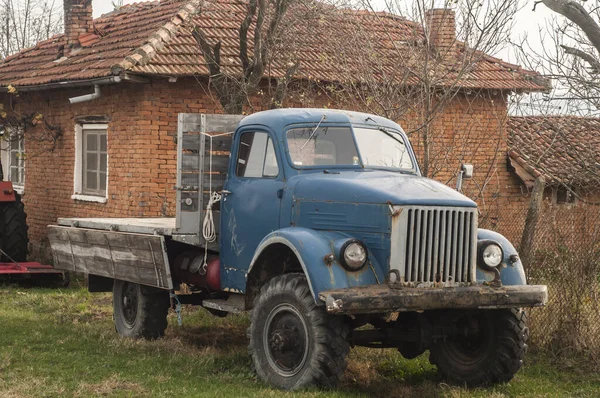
[498,115,600,244]
[0,0,547,261]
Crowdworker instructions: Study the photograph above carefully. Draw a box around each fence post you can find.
[519,176,546,270]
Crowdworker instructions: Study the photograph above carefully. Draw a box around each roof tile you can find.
[508,116,600,188]
[0,0,548,92]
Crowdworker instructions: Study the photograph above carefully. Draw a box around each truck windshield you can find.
[287,126,413,170]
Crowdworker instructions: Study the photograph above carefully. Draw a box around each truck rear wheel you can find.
[0,193,29,262]
[429,308,528,386]
[248,273,350,390]
[112,280,169,340]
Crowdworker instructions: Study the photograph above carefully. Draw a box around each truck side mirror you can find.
[462,164,473,179]
[456,163,473,192]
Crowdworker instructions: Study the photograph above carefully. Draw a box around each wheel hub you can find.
[120,282,138,326]
[264,304,309,377]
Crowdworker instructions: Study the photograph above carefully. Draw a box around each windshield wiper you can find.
[378,127,404,144]
[301,115,326,150]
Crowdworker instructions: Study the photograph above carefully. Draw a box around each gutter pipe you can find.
[69,84,101,104]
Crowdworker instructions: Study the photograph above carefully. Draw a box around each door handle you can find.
[221,189,233,195]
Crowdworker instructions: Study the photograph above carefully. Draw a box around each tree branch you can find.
[271,60,300,108]
[542,0,600,55]
[561,43,600,73]
[239,0,256,74]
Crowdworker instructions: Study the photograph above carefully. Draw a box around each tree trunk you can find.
[519,177,546,270]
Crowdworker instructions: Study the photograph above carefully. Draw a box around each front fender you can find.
[477,229,526,285]
[248,227,386,302]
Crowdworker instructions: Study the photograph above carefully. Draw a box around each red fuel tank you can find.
[173,252,221,291]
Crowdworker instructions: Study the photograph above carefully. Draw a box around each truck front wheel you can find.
[248,273,350,390]
[112,280,169,340]
[429,308,528,386]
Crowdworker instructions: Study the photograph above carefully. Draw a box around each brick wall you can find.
[0,77,576,261]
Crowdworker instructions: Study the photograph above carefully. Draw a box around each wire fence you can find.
[482,203,600,365]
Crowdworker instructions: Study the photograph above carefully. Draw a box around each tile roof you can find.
[507,116,600,188]
[0,0,549,92]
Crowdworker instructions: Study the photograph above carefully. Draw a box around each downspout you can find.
[69,84,101,104]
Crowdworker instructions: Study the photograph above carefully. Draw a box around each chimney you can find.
[425,8,456,51]
[64,0,93,53]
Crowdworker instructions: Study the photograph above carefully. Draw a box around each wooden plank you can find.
[57,218,175,236]
[48,226,173,290]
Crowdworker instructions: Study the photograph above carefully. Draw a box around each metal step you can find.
[202,294,245,314]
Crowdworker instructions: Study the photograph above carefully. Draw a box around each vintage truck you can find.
[48,109,547,390]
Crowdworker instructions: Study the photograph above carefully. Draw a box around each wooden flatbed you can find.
[57,217,176,236]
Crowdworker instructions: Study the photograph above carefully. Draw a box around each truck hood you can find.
[291,170,477,207]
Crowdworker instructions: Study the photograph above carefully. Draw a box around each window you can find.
[236,132,279,178]
[73,124,108,202]
[353,127,413,170]
[555,186,576,205]
[286,126,414,171]
[287,127,359,167]
[7,132,25,189]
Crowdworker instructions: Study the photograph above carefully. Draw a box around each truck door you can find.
[220,129,284,291]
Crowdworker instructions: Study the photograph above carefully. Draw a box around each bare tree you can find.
[0,0,63,59]
[191,0,303,114]
[513,1,600,112]
[324,0,523,184]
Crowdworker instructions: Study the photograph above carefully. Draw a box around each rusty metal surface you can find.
[319,284,548,314]
[0,181,16,202]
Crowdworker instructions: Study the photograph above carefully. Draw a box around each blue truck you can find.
[49,109,547,390]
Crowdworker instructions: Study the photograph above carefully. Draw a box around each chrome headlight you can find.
[478,240,503,271]
[340,240,368,271]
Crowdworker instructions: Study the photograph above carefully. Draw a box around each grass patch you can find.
[0,282,599,397]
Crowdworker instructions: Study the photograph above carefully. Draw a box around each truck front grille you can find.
[392,206,477,287]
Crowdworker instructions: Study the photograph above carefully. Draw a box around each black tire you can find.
[0,193,29,262]
[113,279,169,340]
[248,273,350,390]
[429,308,528,387]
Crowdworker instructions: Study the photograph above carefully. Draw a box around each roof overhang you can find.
[0,72,154,93]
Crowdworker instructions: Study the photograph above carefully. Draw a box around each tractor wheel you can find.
[429,308,528,387]
[113,280,170,340]
[0,192,29,262]
[248,273,350,390]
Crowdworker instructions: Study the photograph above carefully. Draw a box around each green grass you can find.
[0,281,599,397]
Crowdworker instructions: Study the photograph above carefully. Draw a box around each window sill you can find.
[71,194,107,204]
[12,185,24,195]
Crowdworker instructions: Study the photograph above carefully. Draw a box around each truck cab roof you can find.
[238,108,403,133]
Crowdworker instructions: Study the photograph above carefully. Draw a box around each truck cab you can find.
[49,109,547,390]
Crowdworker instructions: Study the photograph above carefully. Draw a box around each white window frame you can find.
[1,129,25,194]
[72,123,108,203]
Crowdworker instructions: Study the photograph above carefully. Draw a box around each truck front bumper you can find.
[319,284,548,315]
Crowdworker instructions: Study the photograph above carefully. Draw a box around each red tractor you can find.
[0,163,66,284]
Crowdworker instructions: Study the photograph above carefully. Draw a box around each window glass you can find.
[8,132,24,187]
[236,132,279,178]
[353,127,413,170]
[286,126,414,171]
[287,127,359,166]
[82,128,107,195]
